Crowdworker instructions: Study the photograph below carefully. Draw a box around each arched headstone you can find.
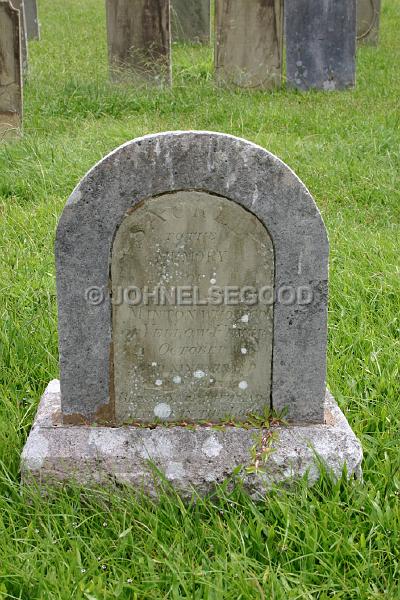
[55,131,328,425]
[21,132,362,494]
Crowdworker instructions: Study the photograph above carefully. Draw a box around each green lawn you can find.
[0,0,399,597]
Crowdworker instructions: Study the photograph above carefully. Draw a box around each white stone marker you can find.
[0,0,22,140]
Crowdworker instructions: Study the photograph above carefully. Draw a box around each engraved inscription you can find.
[111,191,274,424]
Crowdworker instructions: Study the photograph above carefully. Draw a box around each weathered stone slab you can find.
[357,0,380,45]
[23,131,363,495]
[105,0,171,86]
[21,381,363,498]
[215,0,283,89]
[56,132,329,425]
[286,0,356,91]
[171,0,210,43]
[10,0,28,74]
[24,0,39,40]
[0,0,22,140]
[112,191,274,424]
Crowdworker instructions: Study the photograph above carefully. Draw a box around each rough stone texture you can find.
[286,0,356,91]
[0,0,22,140]
[24,0,39,40]
[105,0,171,86]
[111,191,274,424]
[171,0,210,43]
[357,0,380,45]
[21,381,363,498]
[215,0,283,89]
[56,132,329,425]
[11,0,28,74]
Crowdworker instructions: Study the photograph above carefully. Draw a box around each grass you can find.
[0,0,399,597]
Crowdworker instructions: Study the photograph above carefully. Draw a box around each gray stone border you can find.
[56,131,329,424]
[21,381,363,498]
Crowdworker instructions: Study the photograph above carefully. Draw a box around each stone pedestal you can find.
[286,0,356,91]
[105,0,171,86]
[215,0,283,90]
[357,0,380,45]
[21,381,362,497]
[0,0,23,140]
[171,0,210,44]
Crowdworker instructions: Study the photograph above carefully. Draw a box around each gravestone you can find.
[357,0,380,45]
[11,0,28,74]
[0,0,23,140]
[215,0,283,89]
[24,0,39,40]
[286,0,356,91]
[106,0,171,85]
[171,0,210,44]
[21,132,362,495]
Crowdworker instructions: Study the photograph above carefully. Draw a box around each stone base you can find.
[21,381,362,498]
